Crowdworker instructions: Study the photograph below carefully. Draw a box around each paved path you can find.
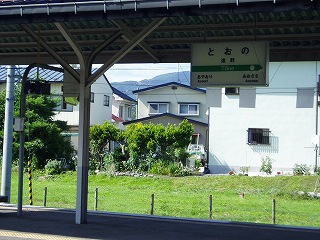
[0,204,319,240]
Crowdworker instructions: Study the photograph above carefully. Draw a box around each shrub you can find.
[102,153,116,175]
[174,148,190,166]
[293,164,311,175]
[89,157,99,172]
[111,147,128,172]
[123,157,140,172]
[45,159,64,175]
[149,161,166,175]
[195,159,202,169]
[239,166,250,175]
[168,162,191,177]
[149,161,191,177]
[260,156,274,175]
[168,162,182,176]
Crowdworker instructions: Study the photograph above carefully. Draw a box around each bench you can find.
[0,196,8,202]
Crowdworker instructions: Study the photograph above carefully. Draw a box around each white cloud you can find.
[101,63,190,83]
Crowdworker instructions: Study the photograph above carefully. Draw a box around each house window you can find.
[54,96,73,112]
[90,92,94,103]
[149,102,169,115]
[178,103,199,116]
[225,87,239,95]
[247,128,270,145]
[127,105,132,119]
[119,105,123,119]
[191,133,200,145]
[103,95,110,106]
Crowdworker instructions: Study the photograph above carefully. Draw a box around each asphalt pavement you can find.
[0,204,319,240]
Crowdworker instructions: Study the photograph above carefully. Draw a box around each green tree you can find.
[0,87,74,169]
[0,90,7,151]
[0,84,22,152]
[173,119,194,149]
[124,123,153,167]
[153,124,169,157]
[124,120,194,170]
[89,121,120,170]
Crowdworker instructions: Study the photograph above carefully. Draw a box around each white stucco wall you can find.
[90,76,113,125]
[112,94,121,119]
[112,93,135,129]
[208,61,320,174]
[53,75,113,126]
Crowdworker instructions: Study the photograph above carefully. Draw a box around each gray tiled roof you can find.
[0,65,63,82]
[112,86,136,103]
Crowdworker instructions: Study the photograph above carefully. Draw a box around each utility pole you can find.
[1,65,15,202]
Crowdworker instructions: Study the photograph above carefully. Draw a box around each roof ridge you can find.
[132,81,206,94]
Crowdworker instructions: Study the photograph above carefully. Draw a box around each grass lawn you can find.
[3,169,320,228]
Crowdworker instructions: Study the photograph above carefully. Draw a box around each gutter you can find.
[0,0,282,16]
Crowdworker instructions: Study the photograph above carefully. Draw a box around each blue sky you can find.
[103,63,190,82]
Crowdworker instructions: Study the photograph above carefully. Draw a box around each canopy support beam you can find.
[87,17,166,86]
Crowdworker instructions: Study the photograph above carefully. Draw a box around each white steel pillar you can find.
[75,70,91,224]
[1,65,15,202]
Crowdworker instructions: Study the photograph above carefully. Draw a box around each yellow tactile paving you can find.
[0,230,94,240]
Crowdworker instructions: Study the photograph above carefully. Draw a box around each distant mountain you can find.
[111,71,190,100]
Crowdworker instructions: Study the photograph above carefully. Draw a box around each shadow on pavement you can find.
[0,205,320,240]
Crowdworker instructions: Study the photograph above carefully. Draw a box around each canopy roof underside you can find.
[0,0,319,65]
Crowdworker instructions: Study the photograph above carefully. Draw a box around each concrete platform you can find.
[0,204,319,240]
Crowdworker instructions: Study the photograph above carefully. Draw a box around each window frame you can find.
[103,95,110,107]
[148,102,169,115]
[127,105,132,119]
[225,87,239,95]
[247,128,270,145]
[178,102,200,116]
[119,105,124,119]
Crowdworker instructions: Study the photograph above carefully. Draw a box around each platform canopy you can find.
[0,0,319,65]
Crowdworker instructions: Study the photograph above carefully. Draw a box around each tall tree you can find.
[89,121,121,170]
[0,87,74,169]
[125,120,194,165]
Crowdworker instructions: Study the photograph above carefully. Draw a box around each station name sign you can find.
[191,41,269,87]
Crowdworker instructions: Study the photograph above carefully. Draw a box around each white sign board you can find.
[14,117,24,132]
[191,41,269,87]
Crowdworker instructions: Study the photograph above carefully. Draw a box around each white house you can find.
[207,61,320,175]
[128,82,208,147]
[53,74,113,126]
[5,66,136,150]
[51,74,113,149]
[111,86,136,130]
[53,75,137,149]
